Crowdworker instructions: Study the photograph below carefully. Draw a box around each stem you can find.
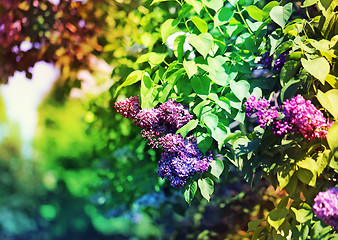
[175,0,182,6]
[185,18,192,33]
[236,3,253,35]
[214,38,226,46]
[240,123,247,134]
[203,5,225,36]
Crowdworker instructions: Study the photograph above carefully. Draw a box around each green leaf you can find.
[209,158,224,179]
[181,180,197,204]
[248,220,264,232]
[207,56,227,71]
[140,73,156,109]
[202,0,223,11]
[209,71,228,86]
[280,60,301,86]
[193,100,210,118]
[269,3,293,28]
[203,113,218,131]
[176,119,199,138]
[225,92,241,109]
[317,89,338,120]
[183,59,198,79]
[277,196,289,210]
[301,57,330,85]
[296,168,316,186]
[230,80,250,101]
[161,19,179,43]
[191,17,208,33]
[151,0,170,4]
[186,0,203,14]
[188,33,214,59]
[173,35,186,61]
[214,7,234,28]
[218,97,231,113]
[297,157,319,173]
[325,74,338,88]
[280,77,301,101]
[252,226,268,240]
[302,0,318,7]
[197,134,213,154]
[246,5,264,21]
[327,122,338,151]
[198,178,214,201]
[262,1,279,19]
[147,53,167,68]
[291,204,313,223]
[191,76,211,100]
[267,208,288,230]
[276,163,295,189]
[226,24,244,37]
[311,219,332,238]
[114,70,143,96]
[228,0,239,7]
[245,19,262,32]
[212,126,228,150]
[316,150,330,175]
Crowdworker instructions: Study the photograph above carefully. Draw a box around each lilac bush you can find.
[313,187,338,230]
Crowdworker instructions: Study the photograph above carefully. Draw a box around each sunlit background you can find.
[0,0,284,239]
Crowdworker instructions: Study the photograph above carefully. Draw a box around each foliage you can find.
[116,0,338,238]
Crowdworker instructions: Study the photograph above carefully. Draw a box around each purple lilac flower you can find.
[114,96,141,119]
[134,108,161,130]
[245,94,333,141]
[157,134,213,188]
[273,51,288,73]
[260,51,273,68]
[255,107,280,127]
[115,96,214,187]
[313,187,338,230]
[157,99,193,132]
[245,95,270,117]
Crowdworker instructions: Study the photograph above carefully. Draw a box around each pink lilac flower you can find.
[277,95,333,140]
[245,95,270,117]
[245,94,333,141]
[313,187,338,230]
[256,106,280,127]
[114,96,141,119]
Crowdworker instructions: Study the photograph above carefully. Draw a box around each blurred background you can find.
[0,0,281,239]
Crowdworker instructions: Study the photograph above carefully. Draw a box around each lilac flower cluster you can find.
[260,51,273,68]
[260,51,288,72]
[114,96,141,119]
[115,96,213,187]
[245,95,333,141]
[157,134,213,187]
[313,187,338,230]
[273,51,288,72]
